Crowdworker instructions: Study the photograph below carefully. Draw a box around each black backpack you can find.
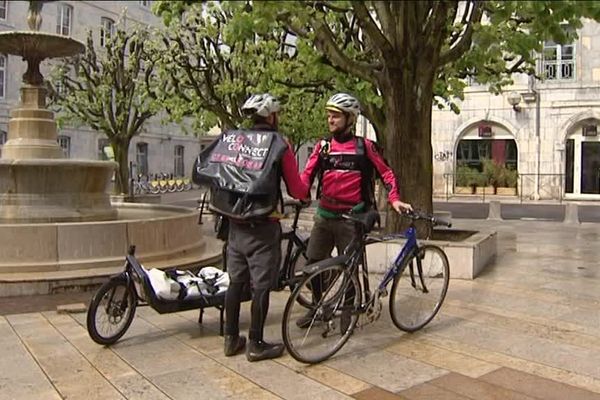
[193,129,288,220]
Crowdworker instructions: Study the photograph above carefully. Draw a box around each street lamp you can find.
[507,91,522,112]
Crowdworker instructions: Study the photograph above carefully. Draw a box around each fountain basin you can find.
[0,31,85,59]
[0,159,117,222]
[0,203,223,296]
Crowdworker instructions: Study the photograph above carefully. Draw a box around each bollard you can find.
[563,202,580,224]
[487,200,502,221]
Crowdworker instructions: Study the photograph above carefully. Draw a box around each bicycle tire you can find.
[282,264,361,364]
[389,244,449,332]
[288,238,311,307]
[87,279,137,345]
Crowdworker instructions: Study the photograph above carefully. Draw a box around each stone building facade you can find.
[0,0,202,180]
[430,19,600,201]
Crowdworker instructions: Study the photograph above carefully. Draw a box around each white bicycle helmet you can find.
[325,93,361,117]
[241,93,281,117]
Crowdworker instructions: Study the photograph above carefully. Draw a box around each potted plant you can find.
[496,167,518,195]
[477,159,495,195]
[455,164,476,194]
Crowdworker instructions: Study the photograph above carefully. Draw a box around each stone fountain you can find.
[0,1,221,296]
[0,0,116,222]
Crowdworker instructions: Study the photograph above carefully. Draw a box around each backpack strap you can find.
[315,138,330,200]
[316,136,375,208]
[356,137,376,210]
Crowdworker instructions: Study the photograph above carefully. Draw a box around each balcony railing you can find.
[542,60,574,80]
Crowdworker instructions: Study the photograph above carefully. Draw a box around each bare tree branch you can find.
[439,1,484,65]
[351,1,395,57]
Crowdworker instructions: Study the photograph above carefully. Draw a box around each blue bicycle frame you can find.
[375,225,418,292]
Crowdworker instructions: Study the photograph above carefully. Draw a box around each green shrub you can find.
[456,165,474,186]
[505,167,518,188]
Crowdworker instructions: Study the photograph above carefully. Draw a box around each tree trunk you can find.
[383,69,434,237]
[112,138,132,195]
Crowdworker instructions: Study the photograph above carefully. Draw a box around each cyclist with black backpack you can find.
[194,93,309,361]
[296,93,412,328]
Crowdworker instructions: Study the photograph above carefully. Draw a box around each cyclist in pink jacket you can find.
[298,93,412,328]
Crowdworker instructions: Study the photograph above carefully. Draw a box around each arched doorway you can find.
[454,121,518,194]
[565,118,600,196]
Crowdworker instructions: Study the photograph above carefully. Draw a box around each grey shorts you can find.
[226,220,282,290]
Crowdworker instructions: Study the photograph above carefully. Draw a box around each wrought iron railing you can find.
[442,172,565,203]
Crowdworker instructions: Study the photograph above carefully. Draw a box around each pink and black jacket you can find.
[301,136,401,213]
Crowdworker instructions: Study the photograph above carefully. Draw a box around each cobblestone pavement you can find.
[2,204,600,398]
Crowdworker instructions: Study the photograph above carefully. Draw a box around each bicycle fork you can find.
[409,250,429,294]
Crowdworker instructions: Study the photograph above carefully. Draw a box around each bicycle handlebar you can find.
[341,209,452,231]
[401,210,452,228]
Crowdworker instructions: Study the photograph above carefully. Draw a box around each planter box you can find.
[495,187,517,196]
[455,186,474,194]
[476,186,495,195]
[365,229,497,280]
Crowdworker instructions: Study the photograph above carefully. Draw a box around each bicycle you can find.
[87,199,312,346]
[281,209,451,364]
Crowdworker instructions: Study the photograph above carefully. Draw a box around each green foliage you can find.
[48,21,162,194]
[154,1,600,227]
[456,164,486,188]
[153,1,329,149]
[481,159,519,188]
[505,167,518,188]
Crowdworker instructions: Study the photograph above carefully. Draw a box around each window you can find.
[174,145,184,176]
[456,139,517,171]
[97,138,111,160]
[136,142,148,176]
[100,17,115,47]
[0,54,5,99]
[56,3,73,36]
[0,1,7,20]
[138,0,151,7]
[57,135,70,158]
[542,39,575,80]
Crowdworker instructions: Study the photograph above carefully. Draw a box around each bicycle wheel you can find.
[87,279,137,345]
[282,264,361,364]
[288,238,312,307]
[389,244,449,332]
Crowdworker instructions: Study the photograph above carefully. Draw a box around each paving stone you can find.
[480,367,600,400]
[6,313,125,400]
[399,382,470,400]
[387,339,500,378]
[276,357,371,395]
[407,333,600,393]
[44,312,170,400]
[0,317,61,400]
[427,372,537,399]
[352,386,409,400]
[327,347,447,393]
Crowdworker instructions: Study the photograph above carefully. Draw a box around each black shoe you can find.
[246,340,285,362]
[295,309,316,329]
[224,335,246,357]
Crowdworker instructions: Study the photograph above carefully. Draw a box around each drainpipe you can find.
[529,75,541,200]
